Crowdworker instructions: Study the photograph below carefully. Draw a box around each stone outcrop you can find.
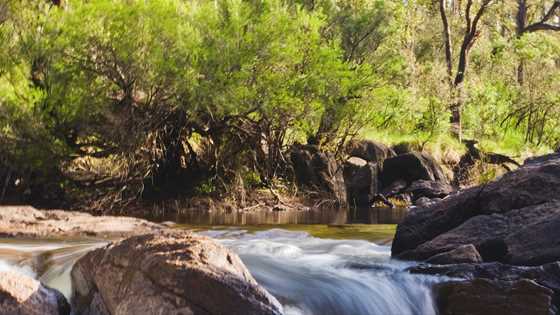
[380,152,448,189]
[0,206,163,239]
[343,157,378,207]
[0,271,70,315]
[290,144,346,206]
[392,153,560,265]
[71,231,283,315]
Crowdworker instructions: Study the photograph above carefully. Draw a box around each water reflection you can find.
[147,207,409,225]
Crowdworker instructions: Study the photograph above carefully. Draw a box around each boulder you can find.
[0,271,70,315]
[343,157,378,207]
[290,144,346,206]
[346,140,395,164]
[392,154,560,264]
[71,231,283,315]
[405,180,453,202]
[434,279,554,315]
[425,244,482,265]
[380,152,448,189]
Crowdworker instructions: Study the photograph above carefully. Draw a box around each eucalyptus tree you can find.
[515,0,560,85]
[438,0,494,140]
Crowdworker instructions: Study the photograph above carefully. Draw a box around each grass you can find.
[360,128,552,162]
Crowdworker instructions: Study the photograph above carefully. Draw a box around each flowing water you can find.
[200,229,441,315]
[0,208,443,315]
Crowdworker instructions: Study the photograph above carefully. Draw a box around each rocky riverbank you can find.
[0,205,286,314]
[0,228,284,315]
[393,152,560,315]
[0,205,164,239]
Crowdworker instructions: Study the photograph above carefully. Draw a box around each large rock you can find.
[380,152,447,189]
[392,154,560,265]
[290,144,346,206]
[434,279,554,315]
[0,206,163,239]
[71,231,283,315]
[410,262,560,315]
[343,157,378,207]
[405,180,453,202]
[346,140,395,164]
[0,271,70,315]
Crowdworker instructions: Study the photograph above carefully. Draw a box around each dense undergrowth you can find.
[0,0,558,212]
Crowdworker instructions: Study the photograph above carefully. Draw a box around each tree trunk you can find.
[516,0,527,85]
[439,0,453,84]
[450,86,464,141]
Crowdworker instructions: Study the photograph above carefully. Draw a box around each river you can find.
[0,207,444,315]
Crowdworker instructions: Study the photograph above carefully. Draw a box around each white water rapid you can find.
[0,229,443,315]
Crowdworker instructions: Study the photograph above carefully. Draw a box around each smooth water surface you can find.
[146,206,409,225]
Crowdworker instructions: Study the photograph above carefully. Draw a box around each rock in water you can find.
[435,279,554,315]
[71,231,284,315]
[290,144,346,206]
[392,153,560,265]
[343,157,378,207]
[0,271,70,315]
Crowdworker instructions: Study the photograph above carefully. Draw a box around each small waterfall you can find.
[0,239,106,297]
[201,229,441,315]
[0,229,442,315]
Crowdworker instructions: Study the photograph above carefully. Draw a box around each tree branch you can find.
[523,1,560,33]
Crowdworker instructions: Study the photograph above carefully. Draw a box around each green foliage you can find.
[0,0,558,207]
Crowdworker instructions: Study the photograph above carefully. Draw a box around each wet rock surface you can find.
[0,271,70,315]
[71,231,284,315]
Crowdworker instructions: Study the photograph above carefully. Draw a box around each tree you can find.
[515,0,560,85]
[438,0,494,140]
